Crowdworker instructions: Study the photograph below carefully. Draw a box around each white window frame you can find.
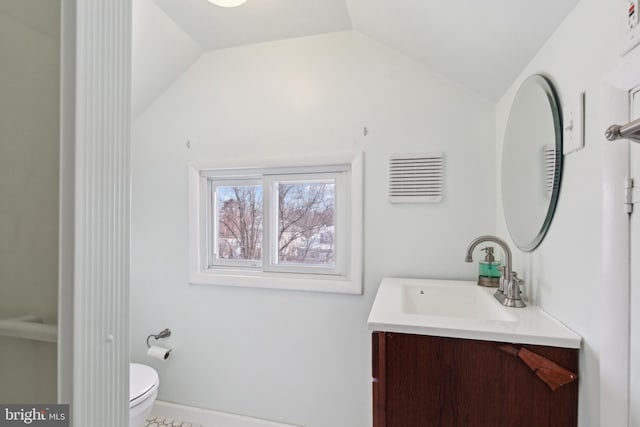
[188,152,363,294]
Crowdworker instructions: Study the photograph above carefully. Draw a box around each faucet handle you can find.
[495,266,507,294]
[511,271,525,294]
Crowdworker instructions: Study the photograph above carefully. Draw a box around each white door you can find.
[629,86,640,426]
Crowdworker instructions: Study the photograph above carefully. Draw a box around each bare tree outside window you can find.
[214,180,336,267]
[277,181,335,266]
[217,185,262,261]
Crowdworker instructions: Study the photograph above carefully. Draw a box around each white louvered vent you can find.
[389,153,444,203]
[543,145,556,198]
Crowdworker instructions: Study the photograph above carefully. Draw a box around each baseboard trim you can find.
[150,400,299,427]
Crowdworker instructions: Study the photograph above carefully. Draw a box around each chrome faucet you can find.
[464,235,526,308]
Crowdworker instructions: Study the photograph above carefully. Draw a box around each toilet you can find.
[130,363,159,427]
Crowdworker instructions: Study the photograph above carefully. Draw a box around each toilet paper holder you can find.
[146,328,171,348]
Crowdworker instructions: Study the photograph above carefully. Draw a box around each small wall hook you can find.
[146,328,171,348]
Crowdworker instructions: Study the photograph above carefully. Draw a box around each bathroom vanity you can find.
[368,278,581,427]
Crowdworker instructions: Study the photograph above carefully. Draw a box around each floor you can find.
[145,416,203,427]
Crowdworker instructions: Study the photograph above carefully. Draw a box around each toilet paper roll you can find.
[147,345,171,361]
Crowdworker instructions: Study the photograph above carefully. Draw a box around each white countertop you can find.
[367,277,581,349]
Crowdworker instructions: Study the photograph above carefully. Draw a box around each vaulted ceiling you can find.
[133,0,580,117]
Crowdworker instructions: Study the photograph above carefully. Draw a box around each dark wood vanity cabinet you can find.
[372,332,579,427]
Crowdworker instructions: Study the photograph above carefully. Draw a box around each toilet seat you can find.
[130,363,159,408]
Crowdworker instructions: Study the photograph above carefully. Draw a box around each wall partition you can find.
[0,0,61,403]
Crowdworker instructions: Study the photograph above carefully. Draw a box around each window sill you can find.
[189,269,362,295]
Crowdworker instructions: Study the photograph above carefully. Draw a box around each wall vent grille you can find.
[543,145,556,198]
[389,153,444,203]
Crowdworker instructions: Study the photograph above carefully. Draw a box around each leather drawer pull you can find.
[498,344,578,391]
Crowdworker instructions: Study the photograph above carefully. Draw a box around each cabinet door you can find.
[371,332,385,427]
[372,332,578,427]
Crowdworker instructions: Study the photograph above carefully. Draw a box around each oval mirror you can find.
[502,74,562,252]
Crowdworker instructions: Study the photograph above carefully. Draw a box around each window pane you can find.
[276,181,335,266]
[216,185,262,261]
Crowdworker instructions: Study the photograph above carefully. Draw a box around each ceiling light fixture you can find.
[207,0,247,7]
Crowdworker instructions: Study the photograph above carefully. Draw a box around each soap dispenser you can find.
[478,247,501,287]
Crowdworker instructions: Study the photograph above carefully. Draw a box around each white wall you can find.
[132,0,203,119]
[496,0,621,425]
[131,31,495,427]
[0,1,59,403]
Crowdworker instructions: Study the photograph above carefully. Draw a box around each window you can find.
[210,181,263,267]
[269,178,336,269]
[189,153,363,294]
[208,173,343,275]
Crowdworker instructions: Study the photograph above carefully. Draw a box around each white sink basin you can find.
[368,277,581,348]
[401,282,517,322]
